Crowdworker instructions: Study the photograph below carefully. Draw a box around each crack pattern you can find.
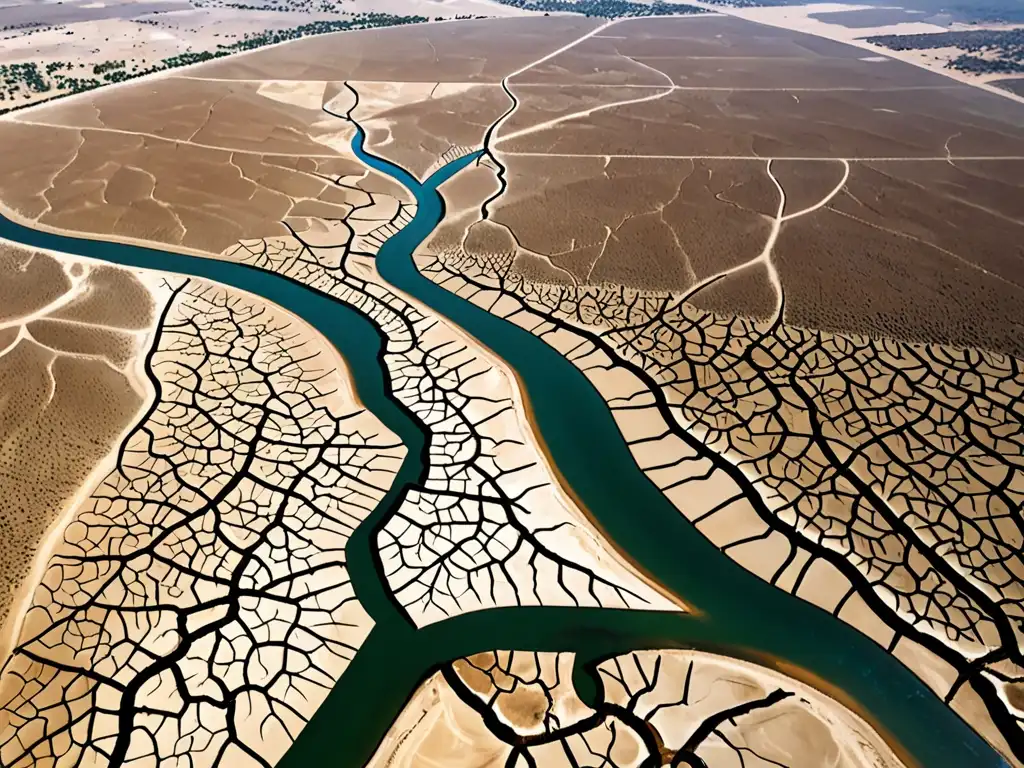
[370,649,904,768]
[0,278,403,768]
[421,242,1024,759]
[221,89,676,627]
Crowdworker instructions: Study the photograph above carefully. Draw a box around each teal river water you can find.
[0,132,1005,768]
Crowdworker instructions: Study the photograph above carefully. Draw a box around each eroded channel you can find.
[0,134,1006,768]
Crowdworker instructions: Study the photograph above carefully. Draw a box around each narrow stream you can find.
[0,135,1004,767]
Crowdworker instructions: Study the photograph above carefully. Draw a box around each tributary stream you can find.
[0,131,1005,767]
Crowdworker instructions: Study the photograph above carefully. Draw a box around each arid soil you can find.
[0,242,167,669]
[195,17,602,82]
[36,77,360,155]
[422,242,1024,763]
[518,21,941,90]
[0,268,405,768]
[0,79,411,255]
[367,649,906,768]
[468,13,1024,355]
[500,85,1024,158]
[352,81,508,179]
[438,155,774,294]
[2,10,1024,765]
[0,2,532,111]
[223,210,682,627]
[774,159,1024,355]
[400,13,1024,761]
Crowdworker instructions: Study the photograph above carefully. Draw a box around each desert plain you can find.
[0,7,1022,768]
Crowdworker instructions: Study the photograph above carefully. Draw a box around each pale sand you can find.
[453,651,594,736]
[703,2,1024,104]
[0,239,169,670]
[0,7,534,113]
[366,671,512,768]
[599,650,906,768]
[0,263,404,768]
[418,140,1024,762]
[368,649,908,768]
[349,81,509,180]
[361,248,687,622]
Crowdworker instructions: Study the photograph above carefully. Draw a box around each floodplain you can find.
[0,9,1022,768]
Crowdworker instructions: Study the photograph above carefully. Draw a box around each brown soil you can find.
[490,156,773,290]
[0,116,405,255]
[518,40,933,89]
[499,85,668,139]
[772,159,849,217]
[0,245,159,664]
[514,44,672,86]
[516,15,934,87]
[602,15,872,59]
[194,17,602,83]
[437,160,503,219]
[35,77,354,157]
[354,82,509,179]
[635,55,942,89]
[773,160,1024,355]
[501,86,1024,158]
[0,122,83,220]
[689,262,778,319]
[50,263,155,328]
[0,244,71,320]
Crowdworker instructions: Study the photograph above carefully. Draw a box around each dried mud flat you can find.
[470,14,1024,357]
[457,153,1024,356]
[0,78,411,256]
[1,9,1023,767]
[0,261,405,768]
[367,649,906,768]
[412,11,1024,764]
[0,242,165,666]
[193,16,601,83]
[221,195,681,627]
[500,85,1024,159]
[351,81,509,179]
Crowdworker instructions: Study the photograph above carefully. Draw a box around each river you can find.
[0,131,1004,768]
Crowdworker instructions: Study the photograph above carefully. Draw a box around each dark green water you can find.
[0,135,1005,767]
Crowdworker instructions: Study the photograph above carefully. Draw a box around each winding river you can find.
[0,130,1006,768]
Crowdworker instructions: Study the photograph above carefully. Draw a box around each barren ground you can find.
[194,16,602,82]
[0,242,166,668]
[2,9,1024,766]
[0,78,412,254]
[367,649,906,768]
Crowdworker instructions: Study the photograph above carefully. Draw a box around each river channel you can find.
[0,131,1005,768]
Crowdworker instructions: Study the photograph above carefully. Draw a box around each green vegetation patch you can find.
[867,28,1024,74]
[0,13,432,113]
[491,0,708,18]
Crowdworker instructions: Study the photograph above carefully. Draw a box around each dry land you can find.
[2,8,1024,767]
[351,81,509,178]
[0,77,413,254]
[406,11,1024,764]
[500,84,1024,158]
[0,0,531,112]
[193,16,602,81]
[0,263,405,768]
[367,649,907,768]
[0,242,166,667]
